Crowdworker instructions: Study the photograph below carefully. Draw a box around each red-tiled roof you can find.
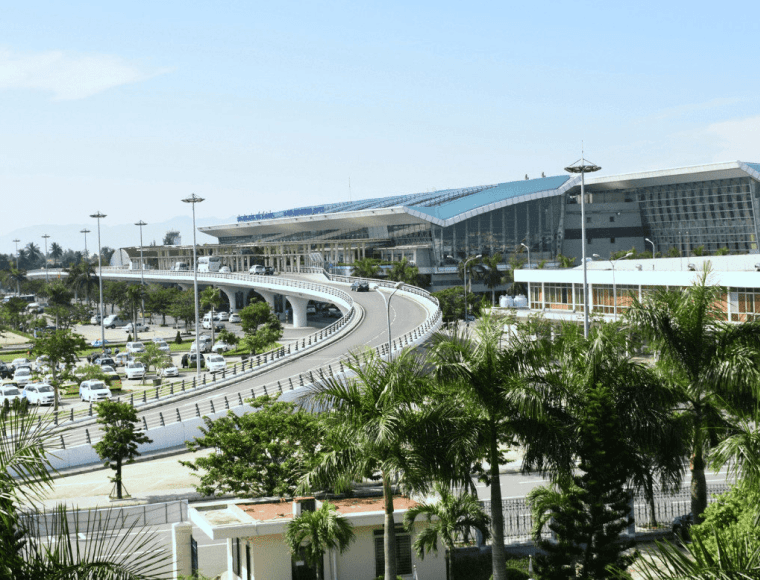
[237,496,418,522]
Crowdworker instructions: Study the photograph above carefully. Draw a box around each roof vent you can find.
[755,263,760,272]
[688,264,696,271]
[524,174,529,180]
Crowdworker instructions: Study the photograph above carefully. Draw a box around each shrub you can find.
[175,331,183,344]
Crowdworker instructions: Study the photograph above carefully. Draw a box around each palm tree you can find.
[387,258,420,286]
[45,281,73,329]
[24,242,42,269]
[479,253,503,305]
[123,284,144,338]
[1,266,26,294]
[49,242,63,265]
[429,313,548,580]
[65,260,97,304]
[351,258,381,279]
[624,269,760,521]
[403,484,490,580]
[285,502,356,580]
[0,402,168,578]
[299,348,470,580]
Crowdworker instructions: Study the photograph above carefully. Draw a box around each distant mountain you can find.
[1,215,236,257]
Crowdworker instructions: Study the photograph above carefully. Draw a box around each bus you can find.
[197,256,222,273]
[2,294,36,305]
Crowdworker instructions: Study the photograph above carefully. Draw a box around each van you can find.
[249,265,266,275]
[103,315,127,329]
[172,262,190,272]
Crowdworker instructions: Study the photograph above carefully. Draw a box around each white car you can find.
[202,320,225,330]
[23,383,56,406]
[99,365,121,383]
[34,356,50,372]
[124,322,150,333]
[126,341,146,354]
[190,337,212,353]
[13,368,32,386]
[152,340,171,353]
[0,384,23,405]
[229,313,241,323]
[249,265,266,275]
[211,341,234,354]
[218,266,231,273]
[79,380,111,402]
[90,314,102,325]
[217,311,230,321]
[113,352,133,367]
[11,358,31,371]
[162,364,179,377]
[206,354,226,373]
[125,362,146,380]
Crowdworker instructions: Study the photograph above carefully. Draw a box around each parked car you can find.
[13,367,32,386]
[0,383,23,405]
[124,322,150,333]
[95,356,117,368]
[181,353,205,369]
[91,339,110,348]
[99,365,121,384]
[217,311,230,321]
[0,362,11,379]
[125,361,146,380]
[229,313,241,323]
[206,354,226,373]
[79,380,111,402]
[190,337,212,353]
[351,280,370,292]
[90,314,102,325]
[249,265,266,275]
[152,340,171,353]
[126,341,146,354]
[11,358,32,371]
[202,320,225,330]
[326,306,342,318]
[34,356,51,372]
[113,352,133,367]
[162,364,179,378]
[264,266,275,275]
[211,341,234,354]
[23,383,56,406]
[306,304,317,315]
[218,266,231,273]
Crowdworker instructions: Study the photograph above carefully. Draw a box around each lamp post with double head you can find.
[182,194,204,380]
[90,212,107,351]
[80,228,91,261]
[135,220,147,326]
[371,281,403,361]
[42,234,50,283]
[565,154,602,338]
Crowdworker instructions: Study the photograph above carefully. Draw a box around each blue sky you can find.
[2,1,759,252]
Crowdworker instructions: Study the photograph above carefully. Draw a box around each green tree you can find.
[556,254,576,268]
[299,349,467,580]
[93,400,153,500]
[122,284,145,338]
[215,328,239,348]
[200,286,222,348]
[146,284,179,326]
[387,258,420,286]
[530,386,635,580]
[624,269,760,521]
[403,484,490,580]
[66,259,98,304]
[479,253,504,306]
[351,258,381,279]
[44,281,73,329]
[168,289,195,329]
[432,286,466,323]
[0,403,167,578]
[49,242,63,264]
[1,265,27,294]
[285,502,356,580]
[23,242,43,269]
[31,329,87,410]
[182,396,326,498]
[136,343,169,381]
[239,300,283,354]
[429,313,547,580]
[104,280,128,314]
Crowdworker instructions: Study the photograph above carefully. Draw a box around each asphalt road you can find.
[55,278,430,447]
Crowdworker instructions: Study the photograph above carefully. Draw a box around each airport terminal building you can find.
[123,161,760,294]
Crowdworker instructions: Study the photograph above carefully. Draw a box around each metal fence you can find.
[19,499,187,537]
[481,483,733,543]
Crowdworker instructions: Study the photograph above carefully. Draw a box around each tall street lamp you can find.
[645,237,656,259]
[42,234,50,283]
[81,228,91,261]
[135,220,147,325]
[371,281,403,360]
[12,238,20,294]
[565,153,601,338]
[182,194,205,381]
[520,242,531,270]
[90,212,107,352]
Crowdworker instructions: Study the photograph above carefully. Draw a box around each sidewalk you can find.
[32,447,218,510]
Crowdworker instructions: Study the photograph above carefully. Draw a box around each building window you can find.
[374,528,412,576]
[610,237,616,244]
[587,237,592,244]
[232,538,241,577]
[609,216,615,222]
[586,216,592,223]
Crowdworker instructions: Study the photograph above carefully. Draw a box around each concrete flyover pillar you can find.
[177,283,191,291]
[171,521,193,579]
[218,286,239,312]
[286,296,309,328]
[256,290,276,312]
